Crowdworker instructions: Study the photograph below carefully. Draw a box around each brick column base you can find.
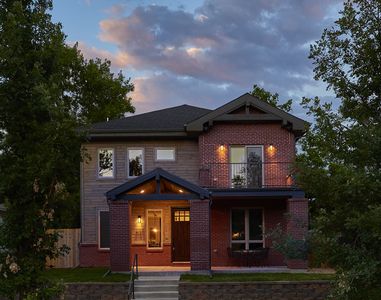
[110,200,131,272]
[190,199,211,271]
[286,198,308,269]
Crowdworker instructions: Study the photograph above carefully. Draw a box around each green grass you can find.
[43,267,130,282]
[180,273,335,282]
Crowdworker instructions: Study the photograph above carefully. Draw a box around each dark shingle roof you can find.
[89,104,211,134]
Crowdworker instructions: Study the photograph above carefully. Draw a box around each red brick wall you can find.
[211,199,287,266]
[79,244,110,267]
[199,123,295,188]
[110,200,131,272]
[190,199,211,270]
[286,198,309,269]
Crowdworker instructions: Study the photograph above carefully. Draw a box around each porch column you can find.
[190,199,211,271]
[109,200,131,272]
[286,197,309,269]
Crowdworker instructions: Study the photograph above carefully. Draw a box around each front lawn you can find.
[181,273,335,282]
[43,267,130,282]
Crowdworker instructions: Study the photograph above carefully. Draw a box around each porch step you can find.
[134,275,179,299]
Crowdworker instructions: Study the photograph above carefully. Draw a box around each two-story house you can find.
[79,93,308,272]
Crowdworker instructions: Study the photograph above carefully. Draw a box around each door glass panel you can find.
[231,209,245,241]
[246,147,262,188]
[230,147,246,187]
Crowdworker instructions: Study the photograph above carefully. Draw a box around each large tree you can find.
[0,0,134,298]
[297,0,381,298]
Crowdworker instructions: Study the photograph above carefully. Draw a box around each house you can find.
[79,93,309,272]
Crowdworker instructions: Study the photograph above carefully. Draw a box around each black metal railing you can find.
[199,162,296,189]
[127,254,139,300]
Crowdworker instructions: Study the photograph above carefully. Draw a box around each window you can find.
[99,211,110,249]
[147,209,162,249]
[98,149,114,178]
[155,148,175,161]
[127,148,144,178]
[231,208,264,250]
[230,146,263,188]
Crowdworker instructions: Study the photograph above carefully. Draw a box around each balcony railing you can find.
[199,162,296,189]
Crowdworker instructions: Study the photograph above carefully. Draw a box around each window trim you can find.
[98,210,110,251]
[127,147,145,178]
[155,147,176,162]
[146,209,163,250]
[229,145,264,186]
[230,207,265,249]
[97,148,115,179]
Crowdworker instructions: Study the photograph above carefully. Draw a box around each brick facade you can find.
[190,199,211,271]
[286,198,309,269]
[79,244,110,267]
[199,123,295,188]
[110,200,131,272]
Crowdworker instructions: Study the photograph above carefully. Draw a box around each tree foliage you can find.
[297,1,381,298]
[250,84,293,112]
[0,0,134,298]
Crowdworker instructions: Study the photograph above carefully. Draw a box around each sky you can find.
[51,0,343,118]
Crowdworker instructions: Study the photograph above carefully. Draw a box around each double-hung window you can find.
[147,209,162,249]
[98,148,114,178]
[231,208,264,250]
[127,148,144,178]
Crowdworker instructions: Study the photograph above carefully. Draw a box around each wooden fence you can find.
[46,228,81,268]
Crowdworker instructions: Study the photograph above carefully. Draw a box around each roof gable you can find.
[185,93,308,137]
[106,168,209,200]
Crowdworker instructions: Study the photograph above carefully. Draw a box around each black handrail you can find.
[127,254,139,300]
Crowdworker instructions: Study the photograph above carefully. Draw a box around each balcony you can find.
[199,162,296,189]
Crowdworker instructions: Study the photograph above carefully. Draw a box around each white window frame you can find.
[97,148,115,179]
[230,207,265,250]
[98,210,110,250]
[146,209,163,250]
[229,145,264,186]
[155,147,176,162]
[127,148,144,178]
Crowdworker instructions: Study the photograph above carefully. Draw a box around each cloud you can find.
[97,0,341,113]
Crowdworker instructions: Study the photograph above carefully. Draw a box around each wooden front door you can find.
[171,208,190,262]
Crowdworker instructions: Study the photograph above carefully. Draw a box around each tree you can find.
[297,0,381,298]
[0,0,134,298]
[250,84,293,112]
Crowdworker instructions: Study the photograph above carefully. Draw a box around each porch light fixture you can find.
[137,215,142,224]
[269,143,274,151]
[140,189,145,194]
[218,144,225,151]
[178,189,184,193]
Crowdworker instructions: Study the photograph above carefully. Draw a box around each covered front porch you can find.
[106,168,211,272]
[105,168,308,272]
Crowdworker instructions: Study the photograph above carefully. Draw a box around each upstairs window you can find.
[231,208,264,250]
[127,148,144,178]
[155,148,175,161]
[98,149,114,178]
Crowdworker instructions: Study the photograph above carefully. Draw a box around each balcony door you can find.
[230,146,263,188]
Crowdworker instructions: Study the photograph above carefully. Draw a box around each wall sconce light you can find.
[137,215,142,224]
[218,144,225,151]
[268,143,274,151]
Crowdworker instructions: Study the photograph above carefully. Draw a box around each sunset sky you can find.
[51,0,342,118]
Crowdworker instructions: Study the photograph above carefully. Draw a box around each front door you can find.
[171,208,190,262]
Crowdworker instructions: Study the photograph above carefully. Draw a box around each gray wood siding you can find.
[81,139,199,244]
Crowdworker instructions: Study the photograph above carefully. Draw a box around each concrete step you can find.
[136,280,179,286]
[134,291,178,299]
[135,284,178,292]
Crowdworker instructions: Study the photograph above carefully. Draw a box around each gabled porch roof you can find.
[106,168,210,201]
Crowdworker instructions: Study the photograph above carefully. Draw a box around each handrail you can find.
[127,254,139,300]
